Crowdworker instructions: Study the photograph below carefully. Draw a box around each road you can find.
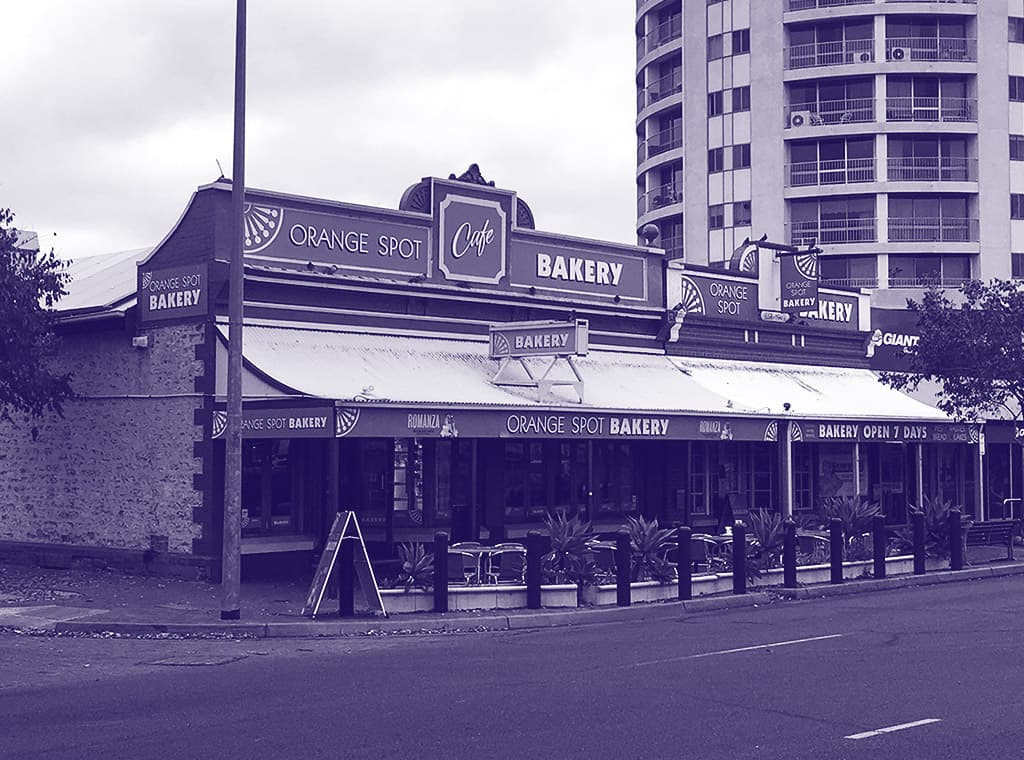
[2,576,1024,759]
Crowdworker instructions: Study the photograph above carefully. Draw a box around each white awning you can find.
[668,356,950,421]
[217,324,750,415]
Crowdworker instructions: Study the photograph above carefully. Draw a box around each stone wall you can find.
[0,319,208,573]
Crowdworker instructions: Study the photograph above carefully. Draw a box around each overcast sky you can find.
[2,1,638,260]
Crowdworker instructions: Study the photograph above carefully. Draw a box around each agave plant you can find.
[542,512,596,585]
[390,542,433,591]
[746,509,785,570]
[623,515,677,582]
[908,494,966,559]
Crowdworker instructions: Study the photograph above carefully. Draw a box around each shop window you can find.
[793,444,814,512]
[593,442,637,519]
[241,440,295,536]
[689,442,709,516]
[391,438,424,527]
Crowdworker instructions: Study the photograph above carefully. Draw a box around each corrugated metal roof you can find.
[222,324,747,414]
[57,248,149,313]
[670,356,949,421]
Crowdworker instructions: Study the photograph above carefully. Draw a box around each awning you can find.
[669,356,950,422]
[218,323,749,415]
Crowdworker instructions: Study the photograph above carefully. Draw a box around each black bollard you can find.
[912,510,926,575]
[783,518,797,589]
[433,531,449,613]
[339,536,355,617]
[732,521,747,595]
[949,508,963,571]
[676,525,692,601]
[526,530,543,610]
[616,531,632,607]
[829,517,844,584]
[872,514,887,579]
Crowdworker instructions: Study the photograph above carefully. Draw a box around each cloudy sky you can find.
[2,1,638,260]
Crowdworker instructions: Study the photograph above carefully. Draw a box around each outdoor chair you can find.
[485,547,526,584]
[447,551,478,585]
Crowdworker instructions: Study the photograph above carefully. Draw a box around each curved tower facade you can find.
[636,0,1024,298]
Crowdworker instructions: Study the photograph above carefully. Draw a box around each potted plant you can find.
[746,509,785,576]
[541,512,597,605]
[386,542,433,591]
[821,495,882,560]
[622,515,677,582]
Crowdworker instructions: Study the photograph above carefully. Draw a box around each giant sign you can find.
[867,308,921,371]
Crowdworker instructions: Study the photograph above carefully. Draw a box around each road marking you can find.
[632,633,844,667]
[845,718,942,740]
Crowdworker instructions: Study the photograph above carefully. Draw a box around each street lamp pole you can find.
[221,0,246,620]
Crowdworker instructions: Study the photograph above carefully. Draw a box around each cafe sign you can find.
[138,263,209,324]
[489,319,589,359]
[438,195,507,285]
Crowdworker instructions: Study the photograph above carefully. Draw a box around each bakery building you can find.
[0,168,994,578]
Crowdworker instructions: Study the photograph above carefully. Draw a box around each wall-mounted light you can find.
[131,335,150,350]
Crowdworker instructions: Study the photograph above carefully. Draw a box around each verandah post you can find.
[433,531,449,613]
[526,530,542,610]
[783,518,797,589]
[829,517,844,584]
[676,525,692,601]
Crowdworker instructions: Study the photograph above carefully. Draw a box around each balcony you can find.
[888,217,979,243]
[886,156,977,182]
[637,16,682,60]
[637,186,682,216]
[885,97,977,124]
[788,158,875,187]
[885,0,976,5]
[637,72,683,111]
[638,127,683,162]
[786,0,872,10]
[819,276,879,289]
[659,233,684,260]
[788,218,877,246]
[786,38,873,70]
[888,276,971,289]
[885,37,977,63]
[786,98,875,129]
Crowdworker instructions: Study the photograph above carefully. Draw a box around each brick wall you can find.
[0,319,207,570]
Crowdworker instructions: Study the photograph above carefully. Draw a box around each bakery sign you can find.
[489,319,589,359]
[138,263,209,324]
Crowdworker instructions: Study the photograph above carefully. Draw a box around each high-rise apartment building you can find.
[635,0,1024,303]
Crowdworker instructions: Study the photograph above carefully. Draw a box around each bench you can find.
[964,519,1019,564]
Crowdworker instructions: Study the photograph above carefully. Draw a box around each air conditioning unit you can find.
[856,51,872,64]
[789,110,813,128]
[888,46,908,62]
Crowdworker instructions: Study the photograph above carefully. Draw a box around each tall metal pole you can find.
[221,0,246,620]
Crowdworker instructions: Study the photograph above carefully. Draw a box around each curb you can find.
[50,565,1024,639]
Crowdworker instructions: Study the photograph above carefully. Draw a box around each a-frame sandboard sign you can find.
[301,511,387,618]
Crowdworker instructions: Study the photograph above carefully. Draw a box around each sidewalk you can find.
[3,559,1024,639]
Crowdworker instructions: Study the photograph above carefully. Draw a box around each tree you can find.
[879,280,1024,421]
[0,208,74,425]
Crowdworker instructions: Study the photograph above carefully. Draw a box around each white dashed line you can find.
[845,718,942,740]
[632,633,845,667]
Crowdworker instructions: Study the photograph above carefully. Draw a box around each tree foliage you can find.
[0,208,74,423]
[879,280,1024,421]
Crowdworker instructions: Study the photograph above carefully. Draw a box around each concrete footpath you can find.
[2,560,1024,639]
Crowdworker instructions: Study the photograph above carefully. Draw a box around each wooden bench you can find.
[964,519,1019,564]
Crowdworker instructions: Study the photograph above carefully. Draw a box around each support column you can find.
[915,444,924,508]
[976,436,985,521]
[854,441,862,497]
[780,420,794,518]
[327,437,340,515]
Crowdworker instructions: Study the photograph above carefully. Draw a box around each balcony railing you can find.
[788,157,875,187]
[888,217,979,243]
[786,98,875,128]
[786,38,873,70]
[637,72,683,110]
[820,276,879,289]
[888,276,971,289]
[659,233,684,259]
[788,218,877,246]
[885,97,977,123]
[638,128,683,162]
[885,37,977,63]
[786,0,872,10]
[637,186,682,216]
[886,157,977,182]
[885,0,976,4]
[637,16,682,59]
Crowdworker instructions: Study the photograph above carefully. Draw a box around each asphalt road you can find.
[3,576,1024,760]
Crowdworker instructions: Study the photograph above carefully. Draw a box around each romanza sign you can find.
[489,319,589,359]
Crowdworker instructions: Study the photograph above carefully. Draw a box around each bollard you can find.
[525,530,543,610]
[433,531,449,614]
[676,525,692,601]
[949,508,963,571]
[615,531,631,607]
[339,536,355,617]
[783,518,797,589]
[872,514,887,579]
[912,510,926,575]
[829,517,844,584]
[732,521,747,595]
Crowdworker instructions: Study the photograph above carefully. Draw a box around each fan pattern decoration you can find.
[242,204,283,253]
[763,420,778,442]
[491,332,511,356]
[335,407,360,437]
[677,276,706,317]
[790,423,804,442]
[212,411,228,439]
[794,252,818,281]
